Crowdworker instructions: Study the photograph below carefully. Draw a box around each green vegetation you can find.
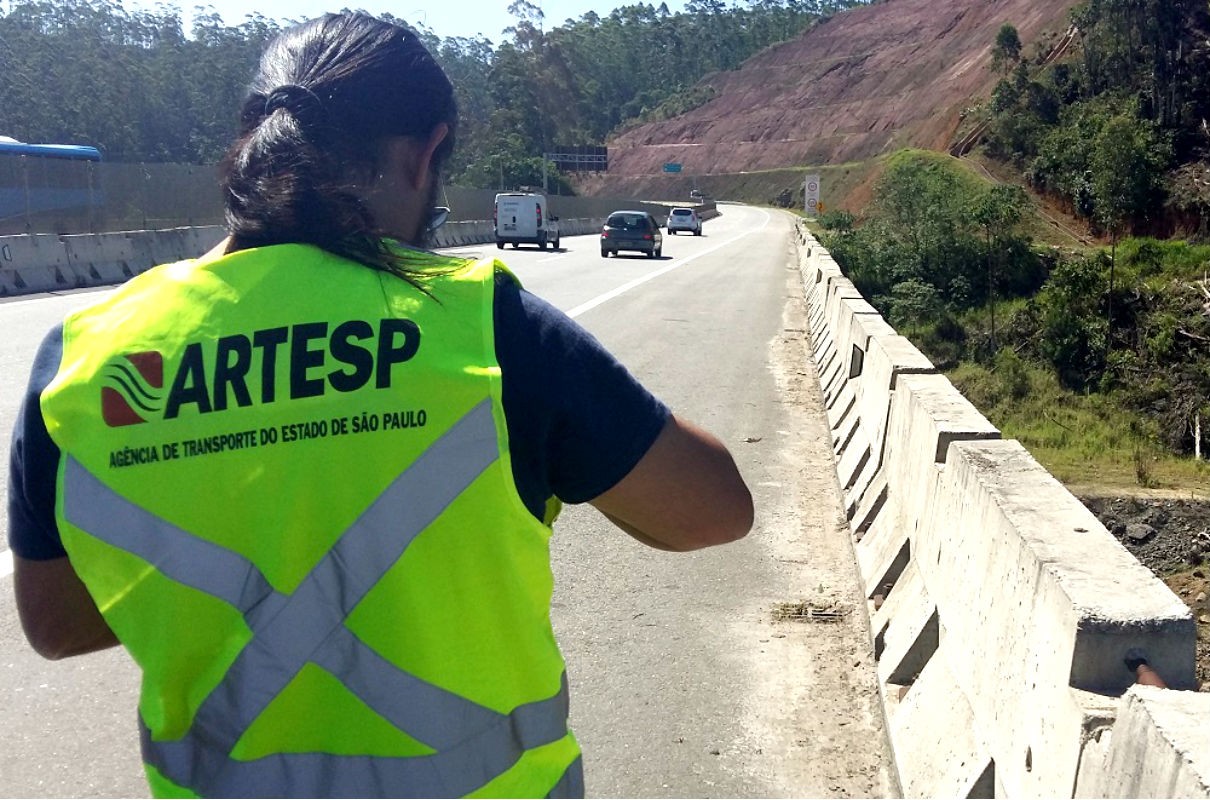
[819,151,1210,491]
[949,357,1209,493]
[0,0,866,190]
[980,0,1210,238]
[815,1,1210,492]
[822,150,1047,364]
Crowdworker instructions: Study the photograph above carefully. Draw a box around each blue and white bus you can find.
[0,137,103,233]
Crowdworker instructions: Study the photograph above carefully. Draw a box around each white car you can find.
[666,207,702,235]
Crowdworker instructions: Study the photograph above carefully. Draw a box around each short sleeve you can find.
[7,324,68,560]
[494,276,670,517]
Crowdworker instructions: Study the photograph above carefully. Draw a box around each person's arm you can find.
[8,324,119,660]
[14,556,119,660]
[589,415,753,551]
[496,278,752,550]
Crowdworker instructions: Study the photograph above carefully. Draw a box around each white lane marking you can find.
[567,209,770,319]
[0,285,118,307]
[1,549,12,580]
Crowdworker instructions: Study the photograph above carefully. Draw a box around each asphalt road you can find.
[0,205,898,797]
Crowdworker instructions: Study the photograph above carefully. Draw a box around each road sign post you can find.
[804,173,821,218]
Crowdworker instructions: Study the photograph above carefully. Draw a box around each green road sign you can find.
[663,162,682,173]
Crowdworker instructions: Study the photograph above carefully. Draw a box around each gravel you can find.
[1079,495,1210,689]
[1079,497,1210,575]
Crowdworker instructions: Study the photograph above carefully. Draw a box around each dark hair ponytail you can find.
[220,13,458,279]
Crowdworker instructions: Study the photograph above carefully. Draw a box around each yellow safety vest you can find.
[40,243,582,798]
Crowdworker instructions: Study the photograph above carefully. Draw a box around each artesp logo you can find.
[102,352,165,427]
[96,319,421,426]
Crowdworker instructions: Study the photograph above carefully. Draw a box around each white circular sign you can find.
[807,181,819,192]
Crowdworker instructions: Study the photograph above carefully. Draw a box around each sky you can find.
[157,0,674,42]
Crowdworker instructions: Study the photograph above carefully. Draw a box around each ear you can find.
[409,123,449,192]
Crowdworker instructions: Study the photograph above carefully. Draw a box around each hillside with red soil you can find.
[596,0,1079,180]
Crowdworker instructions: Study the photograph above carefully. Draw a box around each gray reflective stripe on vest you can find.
[63,399,572,797]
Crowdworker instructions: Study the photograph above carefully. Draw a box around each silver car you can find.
[601,210,663,258]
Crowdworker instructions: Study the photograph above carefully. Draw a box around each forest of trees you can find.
[0,0,864,189]
[982,0,1210,239]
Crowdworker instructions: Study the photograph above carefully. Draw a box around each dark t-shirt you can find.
[7,273,670,560]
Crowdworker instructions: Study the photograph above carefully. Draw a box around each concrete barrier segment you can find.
[836,426,873,492]
[849,470,888,533]
[806,281,836,321]
[0,233,71,295]
[846,312,896,377]
[825,306,895,448]
[136,229,181,270]
[887,373,1000,463]
[814,339,840,388]
[832,411,861,455]
[878,372,1000,542]
[821,356,849,405]
[911,438,1194,796]
[3,264,62,294]
[127,227,219,274]
[180,226,226,258]
[847,336,929,537]
[876,590,938,693]
[823,276,864,330]
[828,390,856,434]
[3,220,601,298]
[856,336,936,469]
[869,544,925,642]
[816,264,845,293]
[823,302,873,368]
[61,232,137,287]
[855,460,940,601]
[839,336,938,527]
[889,641,992,799]
[858,372,1001,610]
[821,298,865,365]
[798,259,821,305]
[1074,685,1210,798]
[826,378,855,429]
[823,305,882,410]
[842,442,884,523]
[807,271,832,308]
[809,306,830,347]
[944,438,1196,694]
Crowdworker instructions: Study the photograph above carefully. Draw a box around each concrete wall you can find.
[794,222,1210,798]
[0,227,229,296]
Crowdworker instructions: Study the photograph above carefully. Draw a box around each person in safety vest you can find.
[7,11,753,799]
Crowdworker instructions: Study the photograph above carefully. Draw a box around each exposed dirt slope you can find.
[600,0,1079,178]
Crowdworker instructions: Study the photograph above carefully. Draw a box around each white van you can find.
[494,192,560,250]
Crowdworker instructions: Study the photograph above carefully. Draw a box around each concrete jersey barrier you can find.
[1,227,227,297]
[793,220,1209,798]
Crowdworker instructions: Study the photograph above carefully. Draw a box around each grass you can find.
[947,358,1210,497]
